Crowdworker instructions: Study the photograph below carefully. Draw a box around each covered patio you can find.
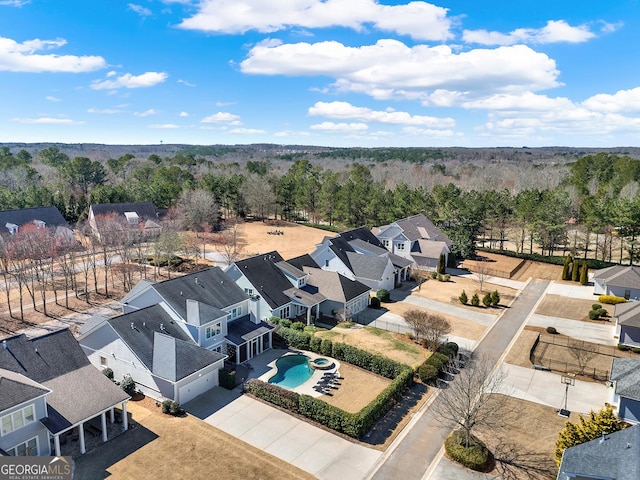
[226,317,275,364]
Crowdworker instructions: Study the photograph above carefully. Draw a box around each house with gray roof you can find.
[610,358,640,424]
[309,227,408,291]
[594,265,640,300]
[88,201,161,240]
[0,329,130,457]
[0,206,73,239]
[614,302,640,348]
[79,305,226,404]
[302,267,371,320]
[115,267,274,365]
[556,424,640,480]
[373,214,452,271]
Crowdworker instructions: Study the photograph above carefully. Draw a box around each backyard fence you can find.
[351,310,412,335]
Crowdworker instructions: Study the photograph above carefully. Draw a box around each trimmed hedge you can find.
[376,289,391,303]
[219,369,236,390]
[370,296,381,309]
[444,430,490,471]
[277,327,311,350]
[438,342,459,358]
[599,295,627,305]
[245,380,300,413]
[417,363,439,383]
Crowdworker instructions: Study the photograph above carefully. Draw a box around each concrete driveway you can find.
[186,387,381,480]
[527,313,617,345]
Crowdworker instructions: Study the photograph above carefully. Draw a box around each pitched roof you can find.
[611,358,640,401]
[303,267,370,303]
[90,201,158,219]
[151,267,248,319]
[283,287,325,307]
[0,206,68,230]
[226,317,274,345]
[615,302,640,328]
[594,265,640,289]
[327,236,356,271]
[557,424,640,480]
[232,252,294,309]
[412,240,449,263]
[346,252,388,281]
[106,306,225,382]
[286,254,320,270]
[394,214,452,246]
[339,226,387,249]
[276,260,305,279]
[0,369,49,412]
[185,299,227,326]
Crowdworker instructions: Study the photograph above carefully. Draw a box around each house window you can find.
[625,290,631,300]
[206,322,222,339]
[1,405,35,436]
[226,307,240,321]
[280,306,290,319]
[297,278,305,287]
[9,437,38,456]
[325,259,329,267]
[100,356,108,367]
[383,240,390,248]
[244,288,254,295]
[396,243,405,251]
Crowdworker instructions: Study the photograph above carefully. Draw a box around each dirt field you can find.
[321,362,391,413]
[74,399,315,480]
[461,252,524,278]
[511,260,564,281]
[535,294,615,321]
[412,275,517,307]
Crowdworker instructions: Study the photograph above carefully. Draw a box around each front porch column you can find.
[79,423,86,455]
[54,434,61,457]
[259,335,263,353]
[110,408,115,424]
[121,402,128,431]
[101,412,108,442]
[306,307,312,325]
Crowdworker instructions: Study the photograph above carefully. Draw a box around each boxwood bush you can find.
[417,363,439,383]
[219,369,236,390]
[444,430,490,471]
[598,295,627,305]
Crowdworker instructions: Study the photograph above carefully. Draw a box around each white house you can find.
[610,357,640,424]
[593,265,640,300]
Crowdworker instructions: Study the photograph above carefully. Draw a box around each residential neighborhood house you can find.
[115,267,274,365]
[78,305,226,404]
[0,206,73,239]
[88,201,162,240]
[373,214,452,271]
[0,329,130,457]
[593,265,640,300]
[614,302,640,348]
[610,357,640,424]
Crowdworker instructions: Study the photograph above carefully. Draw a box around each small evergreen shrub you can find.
[162,400,182,416]
[280,318,292,328]
[588,310,601,320]
[102,367,114,380]
[546,326,558,334]
[291,321,305,331]
[417,363,439,383]
[617,344,630,351]
[482,293,492,307]
[444,273,450,282]
[219,369,236,390]
[599,295,626,305]
[269,316,281,325]
[459,290,468,304]
[580,262,589,285]
[471,293,480,307]
[438,342,459,358]
[120,375,136,397]
[376,289,391,303]
[437,274,443,282]
[309,336,322,353]
[491,290,500,306]
[431,271,438,279]
[320,338,333,356]
[370,297,381,309]
[592,304,602,311]
[444,430,490,471]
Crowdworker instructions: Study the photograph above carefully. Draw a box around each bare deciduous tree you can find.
[412,268,430,292]
[176,188,220,232]
[216,218,244,265]
[475,256,491,293]
[403,309,451,349]
[567,339,599,375]
[432,354,511,448]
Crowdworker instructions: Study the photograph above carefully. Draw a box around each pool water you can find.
[268,354,313,389]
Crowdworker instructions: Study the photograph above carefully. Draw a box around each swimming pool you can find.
[268,354,313,389]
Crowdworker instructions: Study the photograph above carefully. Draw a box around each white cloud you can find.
[241,40,559,101]
[201,112,242,125]
[11,117,84,125]
[402,126,455,137]
[308,101,454,128]
[0,1,30,6]
[0,35,106,72]
[128,3,152,16]
[88,107,122,114]
[179,111,189,117]
[106,70,117,77]
[274,130,311,137]
[90,71,168,90]
[177,79,196,87]
[582,87,640,113]
[134,108,159,117]
[310,122,368,132]
[45,96,61,102]
[229,128,266,134]
[149,124,180,129]
[462,92,575,111]
[215,101,237,107]
[178,0,452,41]
[463,20,595,46]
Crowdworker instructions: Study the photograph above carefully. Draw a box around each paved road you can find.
[369,279,550,480]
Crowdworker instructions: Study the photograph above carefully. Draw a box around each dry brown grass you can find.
[94,401,316,480]
[511,260,564,281]
[461,251,524,278]
[535,294,615,321]
[412,275,517,307]
[320,363,391,413]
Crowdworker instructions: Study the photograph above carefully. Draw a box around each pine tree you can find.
[562,254,572,281]
[571,261,580,282]
[580,261,589,285]
[471,293,480,307]
[482,293,492,307]
[437,254,446,274]
[459,290,468,304]
[491,290,500,306]
[555,405,626,466]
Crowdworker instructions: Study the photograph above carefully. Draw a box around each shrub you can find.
[245,380,301,413]
[439,342,459,358]
[617,344,630,351]
[370,296,381,309]
[309,336,322,353]
[491,290,500,306]
[277,327,311,350]
[376,289,391,303]
[425,352,449,371]
[588,310,601,320]
[546,326,558,334]
[445,430,490,471]
[431,271,438,279]
[599,295,627,305]
[580,262,589,285]
[437,274,443,282]
[417,363,439,383]
[592,304,602,311]
[219,369,236,390]
[459,290,468,305]
[471,293,480,307]
[444,273,451,282]
[269,316,281,325]
[280,318,292,328]
[320,338,333,356]
[102,367,114,380]
[632,347,640,354]
[482,293,492,307]
[571,262,580,282]
[405,331,415,341]
[162,400,182,416]
[291,321,305,331]
[596,308,607,318]
[120,375,136,397]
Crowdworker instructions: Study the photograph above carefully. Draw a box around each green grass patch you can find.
[318,330,341,340]
[304,326,327,334]
[364,326,386,336]
[390,338,421,354]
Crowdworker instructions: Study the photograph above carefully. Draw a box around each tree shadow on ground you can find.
[489,438,558,480]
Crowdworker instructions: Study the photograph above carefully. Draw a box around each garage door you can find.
[179,370,218,404]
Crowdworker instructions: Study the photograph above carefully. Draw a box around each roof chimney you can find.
[131,322,135,330]
[195,277,199,285]
[2,340,7,350]
[160,323,165,331]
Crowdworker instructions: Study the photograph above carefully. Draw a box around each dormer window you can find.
[5,223,18,235]
[396,243,405,251]
[226,307,240,321]
[124,212,139,224]
[297,278,306,287]
[33,220,46,229]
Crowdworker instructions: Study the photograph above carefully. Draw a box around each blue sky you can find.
[1,0,639,148]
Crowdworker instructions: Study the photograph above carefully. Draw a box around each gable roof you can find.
[394,214,452,247]
[151,267,248,319]
[339,226,387,249]
[303,267,370,303]
[0,369,49,412]
[90,201,158,220]
[185,299,227,326]
[412,240,449,264]
[0,206,68,231]
[594,266,640,289]
[615,302,640,328]
[286,254,320,270]
[557,424,640,480]
[346,252,389,281]
[611,358,640,401]
[106,305,225,381]
[232,252,294,309]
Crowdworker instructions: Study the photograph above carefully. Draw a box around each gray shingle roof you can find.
[557,424,640,480]
[615,302,640,328]
[151,267,248,319]
[611,358,640,401]
[286,254,320,270]
[0,369,49,412]
[232,252,294,309]
[395,214,452,247]
[594,266,640,289]
[303,267,370,303]
[151,332,224,381]
[0,206,68,231]
[346,252,388,281]
[185,299,227,326]
[226,317,274,346]
[90,202,159,220]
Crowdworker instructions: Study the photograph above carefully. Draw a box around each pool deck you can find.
[258,351,342,397]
